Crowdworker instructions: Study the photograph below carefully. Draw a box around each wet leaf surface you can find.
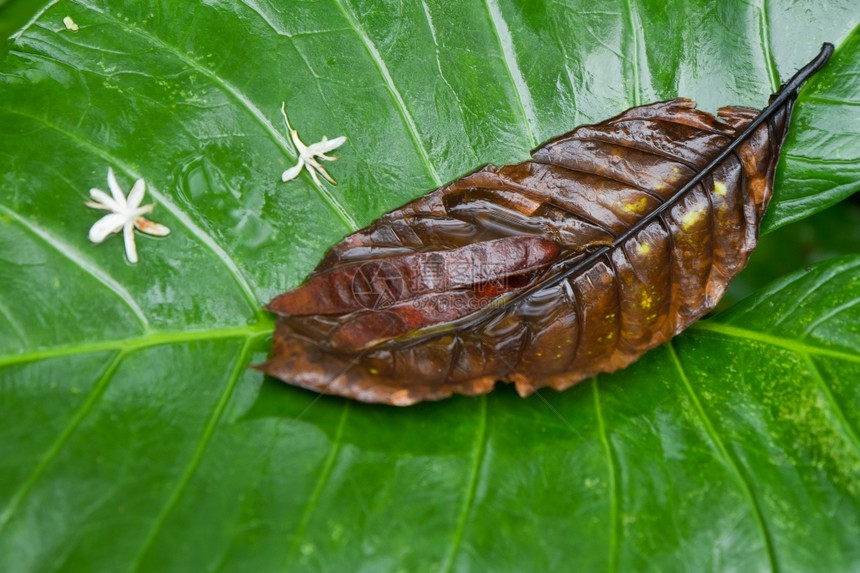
[0,1,858,571]
[263,61,821,404]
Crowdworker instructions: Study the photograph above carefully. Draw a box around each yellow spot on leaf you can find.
[369,368,379,375]
[637,243,651,255]
[640,292,653,310]
[622,197,649,213]
[681,209,705,231]
[714,180,727,196]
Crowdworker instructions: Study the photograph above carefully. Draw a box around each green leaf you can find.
[764,26,860,232]
[0,0,48,45]
[723,200,860,308]
[1,1,858,571]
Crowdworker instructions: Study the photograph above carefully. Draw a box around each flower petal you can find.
[123,223,138,263]
[315,166,336,184]
[281,161,304,182]
[88,213,126,243]
[132,204,155,219]
[315,152,339,162]
[305,158,336,184]
[306,165,326,187]
[126,178,146,209]
[135,217,171,237]
[88,188,121,211]
[308,135,346,155]
[290,129,307,155]
[279,102,293,132]
[106,167,127,208]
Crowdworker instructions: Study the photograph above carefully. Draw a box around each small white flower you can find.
[280,102,347,186]
[85,167,170,264]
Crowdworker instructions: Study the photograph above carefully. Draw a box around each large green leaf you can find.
[722,200,860,308]
[1,1,859,571]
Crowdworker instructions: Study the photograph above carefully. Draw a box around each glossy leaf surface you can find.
[263,86,807,404]
[1,1,859,571]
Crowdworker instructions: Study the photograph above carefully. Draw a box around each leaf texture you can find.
[260,46,833,405]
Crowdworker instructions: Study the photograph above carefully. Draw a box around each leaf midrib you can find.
[0,321,273,368]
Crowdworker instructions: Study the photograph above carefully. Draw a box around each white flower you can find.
[280,102,347,186]
[85,167,170,264]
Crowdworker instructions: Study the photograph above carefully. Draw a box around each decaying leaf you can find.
[258,45,833,405]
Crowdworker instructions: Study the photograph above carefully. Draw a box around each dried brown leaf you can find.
[258,45,833,405]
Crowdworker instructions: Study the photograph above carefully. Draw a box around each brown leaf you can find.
[258,45,833,406]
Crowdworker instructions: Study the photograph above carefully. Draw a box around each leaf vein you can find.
[0,322,272,368]
[691,322,860,364]
[130,338,254,572]
[483,0,539,147]
[802,296,860,336]
[419,0,478,164]
[439,394,488,573]
[757,0,780,92]
[804,95,860,108]
[784,154,860,168]
[284,401,351,568]
[575,132,701,172]
[621,0,642,106]
[667,342,778,571]
[0,203,149,329]
[592,380,620,573]
[334,0,442,186]
[0,297,29,346]
[7,0,61,45]
[0,351,125,534]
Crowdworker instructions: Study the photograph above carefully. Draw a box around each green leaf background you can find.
[1,0,859,571]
